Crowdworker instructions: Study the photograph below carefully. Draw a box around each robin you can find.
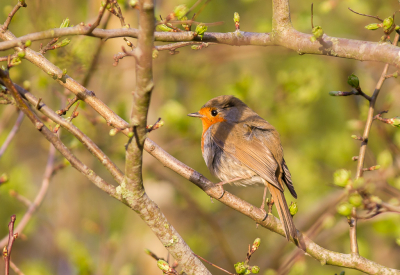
[188,95,298,242]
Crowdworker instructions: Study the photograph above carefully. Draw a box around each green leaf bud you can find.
[57,38,71,47]
[174,5,188,20]
[333,169,351,187]
[289,202,298,216]
[310,35,317,42]
[396,238,400,246]
[329,91,340,96]
[234,12,240,23]
[383,17,394,30]
[128,132,134,138]
[109,128,118,136]
[62,68,67,75]
[181,16,189,29]
[158,24,173,32]
[245,270,251,275]
[312,26,324,39]
[252,238,261,250]
[60,18,70,28]
[234,262,247,274]
[392,117,400,127]
[24,40,31,47]
[157,260,170,272]
[10,57,21,66]
[17,51,25,58]
[195,24,208,39]
[347,74,359,88]
[349,193,363,207]
[365,23,380,30]
[251,266,260,274]
[337,202,353,216]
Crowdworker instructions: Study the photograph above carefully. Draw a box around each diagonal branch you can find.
[0,142,56,248]
[143,139,400,275]
[0,69,118,198]
[0,110,24,158]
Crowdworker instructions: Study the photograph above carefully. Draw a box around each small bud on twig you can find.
[173,5,188,20]
[337,202,353,216]
[347,74,360,88]
[333,169,351,187]
[365,23,381,30]
[234,12,240,30]
[251,238,261,251]
[234,262,247,274]
[363,165,380,171]
[195,24,208,40]
[60,18,70,28]
[289,202,298,216]
[251,266,260,273]
[383,17,394,30]
[351,135,363,141]
[349,193,363,207]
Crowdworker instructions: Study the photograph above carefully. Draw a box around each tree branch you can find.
[1,25,400,67]
[143,139,400,275]
[0,110,24,158]
[3,215,17,275]
[0,69,118,198]
[0,142,56,248]
[122,1,211,274]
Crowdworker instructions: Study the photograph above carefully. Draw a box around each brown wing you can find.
[282,158,297,198]
[210,121,283,192]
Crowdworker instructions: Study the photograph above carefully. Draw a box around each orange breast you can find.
[199,107,226,153]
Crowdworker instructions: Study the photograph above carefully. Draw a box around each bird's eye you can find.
[211,110,218,116]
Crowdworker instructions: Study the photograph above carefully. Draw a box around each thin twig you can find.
[311,3,314,29]
[110,0,126,27]
[1,1,27,31]
[87,0,110,34]
[348,7,383,22]
[350,31,400,256]
[4,215,17,275]
[155,41,211,53]
[0,111,24,158]
[9,190,32,207]
[0,142,56,248]
[10,261,24,275]
[348,207,359,255]
[194,253,235,275]
[82,12,112,87]
[56,96,78,115]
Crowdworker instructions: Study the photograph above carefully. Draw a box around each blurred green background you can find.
[1,0,400,274]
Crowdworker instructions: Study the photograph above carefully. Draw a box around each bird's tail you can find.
[268,184,297,242]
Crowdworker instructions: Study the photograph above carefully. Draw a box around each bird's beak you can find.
[187,112,204,118]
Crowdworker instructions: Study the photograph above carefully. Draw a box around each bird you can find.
[188,95,298,242]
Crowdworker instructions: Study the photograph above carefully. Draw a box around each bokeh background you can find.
[1,0,400,274]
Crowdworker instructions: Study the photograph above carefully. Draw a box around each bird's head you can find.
[188,95,248,130]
